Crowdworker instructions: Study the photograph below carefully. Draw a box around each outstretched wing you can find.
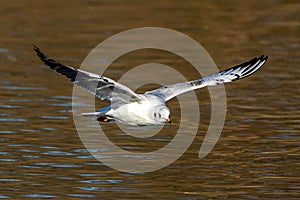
[34,46,142,103]
[146,55,268,101]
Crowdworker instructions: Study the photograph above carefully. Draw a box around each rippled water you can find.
[0,0,299,199]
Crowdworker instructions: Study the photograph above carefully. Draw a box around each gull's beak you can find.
[166,118,171,124]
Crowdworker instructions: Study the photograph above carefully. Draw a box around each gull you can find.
[34,46,268,126]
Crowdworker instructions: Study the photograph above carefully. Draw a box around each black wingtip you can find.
[33,45,59,70]
[245,55,268,67]
[264,55,269,61]
[33,45,60,69]
[257,55,269,67]
[33,45,48,59]
[32,44,38,50]
[33,44,40,54]
[249,55,268,65]
[239,55,268,78]
[257,55,269,63]
[33,45,78,82]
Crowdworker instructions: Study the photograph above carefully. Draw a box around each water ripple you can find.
[0,118,27,122]
[0,86,45,90]
[20,129,40,133]
[0,99,29,103]
[0,158,17,162]
[0,131,15,134]
[0,113,11,117]
[52,95,73,99]
[0,48,9,53]
[23,194,57,198]
[79,173,106,177]
[39,145,57,149]
[80,179,122,184]
[31,162,80,168]
[41,128,57,131]
[0,195,10,198]
[40,116,70,120]
[19,149,39,153]
[42,151,75,156]
[66,194,97,198]
[51,164,80,168]
[22,155,40,159]
[58,109,74,113]
[0,178,22,182]
[0,105,23,108]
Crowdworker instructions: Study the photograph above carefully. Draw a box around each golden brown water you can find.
[0,0,299,199]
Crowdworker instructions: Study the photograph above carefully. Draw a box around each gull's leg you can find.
[97,115,113,122]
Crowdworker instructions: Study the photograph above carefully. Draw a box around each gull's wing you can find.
[34,46,142,103]
[146,55,268,101]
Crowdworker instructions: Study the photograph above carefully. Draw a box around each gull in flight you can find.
[34,46,268,126]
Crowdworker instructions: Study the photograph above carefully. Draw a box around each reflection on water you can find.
[0,0,299,199]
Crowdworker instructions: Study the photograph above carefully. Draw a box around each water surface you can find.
[0,0,299,199]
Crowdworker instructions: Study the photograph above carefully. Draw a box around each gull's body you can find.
[34,46,268,126]
[105,94,167,126]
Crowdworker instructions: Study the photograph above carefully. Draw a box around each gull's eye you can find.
[154,113,157,118]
